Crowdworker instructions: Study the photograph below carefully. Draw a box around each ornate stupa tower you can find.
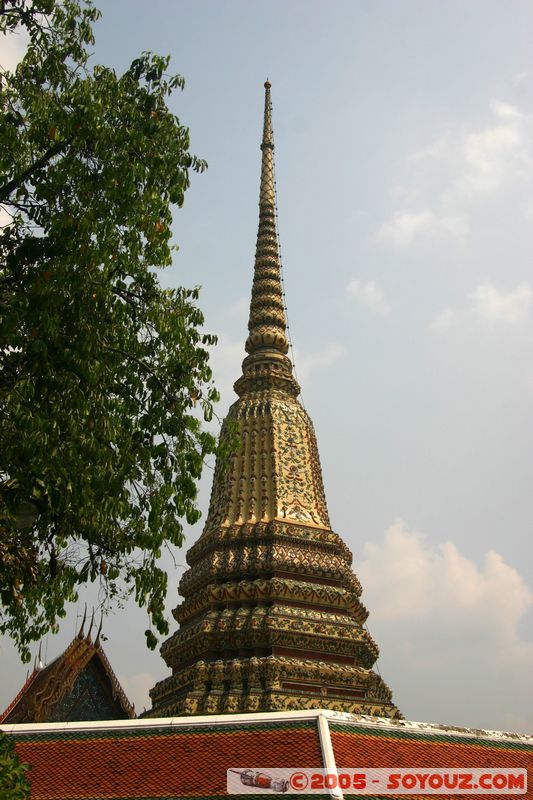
[148,82,401,719]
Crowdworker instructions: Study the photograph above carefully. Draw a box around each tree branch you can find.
[0,137,72,201]
[105,345,176,404]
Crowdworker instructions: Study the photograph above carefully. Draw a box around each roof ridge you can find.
[3,709,532,743]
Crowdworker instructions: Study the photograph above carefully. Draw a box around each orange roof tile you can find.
[331,722,533,800]
[11,719,321,799]
[3,711,532,800]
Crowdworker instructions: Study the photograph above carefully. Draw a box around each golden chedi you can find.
[147,82,401,719]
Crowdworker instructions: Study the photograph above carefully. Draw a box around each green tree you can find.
[0,0,220,659]
[0,732,30,800]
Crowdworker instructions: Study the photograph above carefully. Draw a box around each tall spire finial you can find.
[261,80,273,162]
[244,80,290,361]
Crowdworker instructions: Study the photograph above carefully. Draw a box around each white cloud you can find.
[346,279,390,314]
[457,103,533,197]
[377,100,533,246]
[361,522,432,620]
[374,209,468,247]
[471,282,532,323]
[409,103,533,198]
[296,342,345,382]
[359,519,533,732]
[459,123,526,195]
[360,519,533,627]
[431,282,532,329]
[491,100,524,120]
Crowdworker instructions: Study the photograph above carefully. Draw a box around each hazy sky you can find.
[1,1,532,733]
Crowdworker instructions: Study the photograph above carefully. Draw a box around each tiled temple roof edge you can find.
[2,708,532,744]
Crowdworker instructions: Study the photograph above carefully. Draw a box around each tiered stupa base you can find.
[147,520,401,720]
[148,655,399,718]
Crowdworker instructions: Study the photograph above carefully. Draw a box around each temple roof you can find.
[3,710,532,799]
[0,631,135,724]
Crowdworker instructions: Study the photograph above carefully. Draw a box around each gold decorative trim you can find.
[174,577,368,625]
[147,655,400,720]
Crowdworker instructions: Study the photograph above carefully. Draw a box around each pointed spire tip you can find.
[242,79,292,365]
